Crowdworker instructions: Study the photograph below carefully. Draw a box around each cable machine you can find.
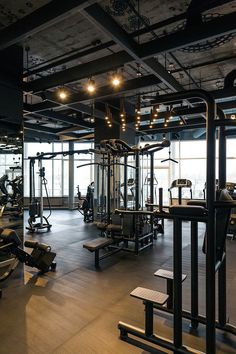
[27,149,92,233]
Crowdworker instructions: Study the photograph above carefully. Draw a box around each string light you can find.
[120,97,126,132]
[105,104,113,128]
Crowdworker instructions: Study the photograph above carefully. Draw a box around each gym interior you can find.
[0,1,236,353]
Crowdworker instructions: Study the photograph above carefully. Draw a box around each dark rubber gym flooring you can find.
[0,210,236,354]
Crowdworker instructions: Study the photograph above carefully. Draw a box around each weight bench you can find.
[83,237,116,268]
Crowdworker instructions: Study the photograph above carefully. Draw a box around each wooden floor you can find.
[0,210,236,354]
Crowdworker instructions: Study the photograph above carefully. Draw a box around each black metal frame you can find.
[117,89,236,354]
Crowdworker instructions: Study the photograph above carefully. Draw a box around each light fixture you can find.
[230,114,236,120]
[120,97,126,132]
[136,63,142,77]
[58,87,68,100]
[105,104,113,128]
[86,78,96,93]
[111,73,122,87]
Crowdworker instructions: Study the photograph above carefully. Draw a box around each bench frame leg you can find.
[145,302,153,336]
[95,249,99,268]
[167,279,173,309]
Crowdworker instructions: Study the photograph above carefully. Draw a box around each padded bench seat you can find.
[187,200,206,207]
[169,205,207,217]
[106,224,122,232]
[83,237,120,268]
[83,237,113,251]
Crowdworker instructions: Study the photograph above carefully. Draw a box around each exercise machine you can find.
[169,178,192,205]
[77,182,94,222]
[27,149,92,233]
[0,228,56,298]
[117,88,236,354]
[83,138,170,265]
[0,174,23,218]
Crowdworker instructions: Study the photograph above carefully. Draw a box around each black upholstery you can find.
[0,229,21,246]
[169,205,207,217]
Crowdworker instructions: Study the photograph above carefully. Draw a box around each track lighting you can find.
[86,78,96,93]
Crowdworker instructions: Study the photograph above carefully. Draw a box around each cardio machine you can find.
[169,179,192,205]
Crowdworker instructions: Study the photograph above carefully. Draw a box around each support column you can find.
[68,141,74,210]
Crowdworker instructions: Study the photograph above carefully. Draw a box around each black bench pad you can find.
[187,200,206,207]
[106,224,122,232]
[83,238,114,251]
[169,205,207,217]
[130,287,169,305]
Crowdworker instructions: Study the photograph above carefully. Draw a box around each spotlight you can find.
[105,116,109,120]
[58,88,68,100]
[179,121,183,125]
[149,125,153,129]
[231,114,236,120]
[112,74,121,87]
[86,79,96,93]
[120,113,124,118]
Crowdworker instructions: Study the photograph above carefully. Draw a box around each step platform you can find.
[154,268,187,282]
[131,287,169,305]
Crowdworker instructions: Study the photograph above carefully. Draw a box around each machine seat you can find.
[187,200,206,208]
[83,237,114,252]
[169,205,207,217]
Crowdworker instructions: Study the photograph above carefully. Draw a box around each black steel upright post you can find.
[124,155,128,209]
[205,95,216,354]
[107,153,111,223]
[29,159,35,203]
[173,217,183,349]
[150,153,154,238]
[218,114,227,326]
[178,187,182,205]
[135,151,140,254]
[135,151,140,211]
[190,221,199,329]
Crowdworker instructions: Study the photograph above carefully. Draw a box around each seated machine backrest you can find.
[203,189,232,261]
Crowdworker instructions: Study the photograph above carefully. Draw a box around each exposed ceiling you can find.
[0,0,236,142]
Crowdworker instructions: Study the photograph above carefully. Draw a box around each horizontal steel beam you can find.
[26,51,132,92]
[83,3,183,92]
[47,74,161,104]
[0,0,96,50]
[140,11,236,59]
[24,129,59,141]
[34,109,95,127]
